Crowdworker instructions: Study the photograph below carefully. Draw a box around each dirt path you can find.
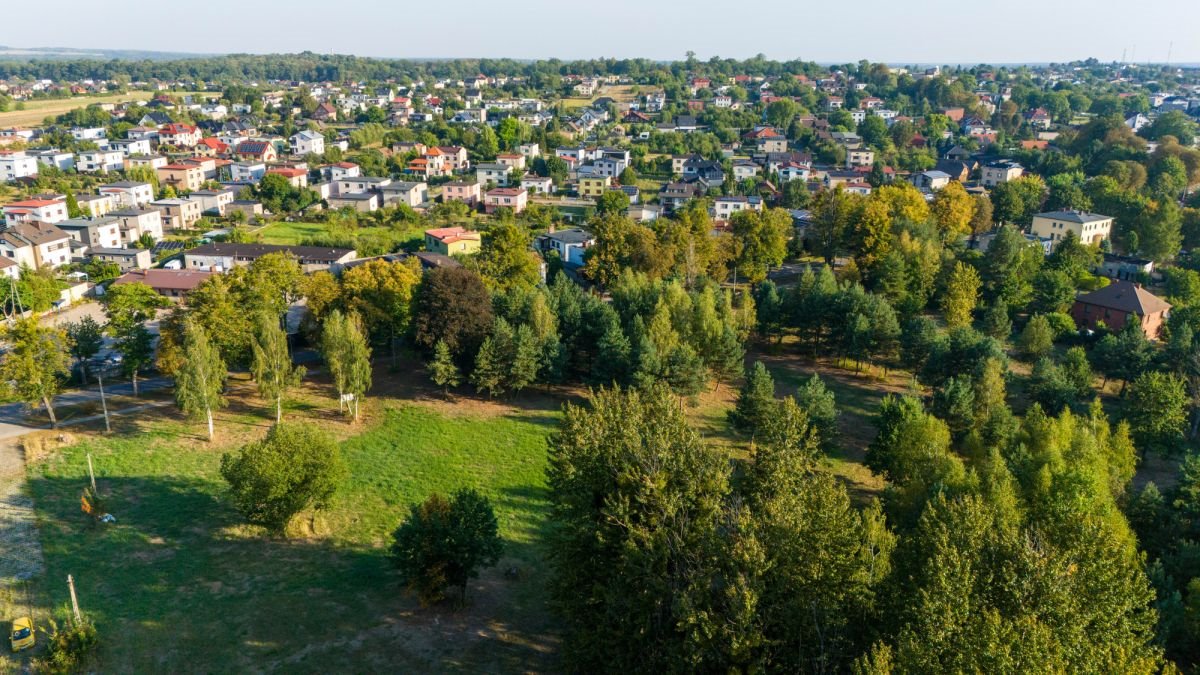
[0,439,43,582]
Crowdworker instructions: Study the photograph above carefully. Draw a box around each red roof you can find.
[267,168,306,178]
[5,198,63,208]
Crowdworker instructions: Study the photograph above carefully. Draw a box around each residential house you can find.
[226,200,264,221]
[189,188,237,216]
[266,167,308,189]
[732,161,760,181]
[578,176,612,199]
[441,181,481,205]
[714,196,763,220]
[233,140,277,163]
[334,175,391,196]
[111,268,214,299]
[846,148,875,167]
[326,162,361,181]
[1030,210,1113,245]
[99,181,154,207]
[110,208,164,244]
[312,102,338,122]
[150,198,203,230]
[484,187,528,214]
[681,158,725,184]
[0,221,72,268]
[660,182,706,214]
[517,143,541,160]
[290,130,325,156]
[476,162,512,187]
[3,197,67,225]
[57,217,123,250]
[910,170,951,190]
[424,227,481,256]
[1071,280,1170,340]
[0,151,38,181]
[521,174,554,195]
[980,160,1023,187]
[28,149,74,171]
[495,153,526,171]
[74,193,117,218]
[328,192,380,212]
[70,127,107,141]
[230,162,267,183]
[1099,253,1155,281]
[157,163,205,192]
[185,243,356,274]
[77,149,124,174]
[536,228,594,267]
[108,138,153,157]
[88,247,153,272]
[196,137,229,156]
[158,123,202,147]
[124,155,167,171]
[379,181,428,208]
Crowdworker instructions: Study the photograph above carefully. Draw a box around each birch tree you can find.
[0,318,70,426]
[174,318,227,441]
[320,310,372,421]
[251,313,305,423]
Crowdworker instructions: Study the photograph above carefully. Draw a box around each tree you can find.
[320,310,372,421]
[596,190,630,216]
[930,181,976,242]
[1127,371,1188,455]
[794,373,839,451]
[731,208,790,283]
[174,318,227,441]
[65,316,104,385]
[811,187,857,265]
[990,174,1047,225]
[102,281,168,395]
[729,361,776,435]
[980,300,1012,340]
[411,267,494,364]
[475,221,541,292]
[0,318,70,426]
[427,339,461,395]
[390,488,503,605]
[471,318,515,398]
[1017,314,1055,360]
[941,262,981,329]
[339,257,421,355]
[250,313,306,423]
[219,423,347,534]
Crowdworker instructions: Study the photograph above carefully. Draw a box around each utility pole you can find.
[97,373,111,433]
[67,575,81,624]
[86,453,96,493]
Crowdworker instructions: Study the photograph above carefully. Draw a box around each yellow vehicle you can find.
[10,616,34,652]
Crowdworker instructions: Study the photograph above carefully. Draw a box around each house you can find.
[312,102,338,122]
[1030,210,1113,245]
[233,141,277,163]
[157,163,206,192]
[517,143,541,160]
[0,151,38,181]
[1025,108,1053,130]
[184,243,357,274]
[57,217,123,250]
[87,247,153,272]
[77,149,125,174]
[230,162,267,183]
[379,181,428,208]
[334,176,391,196]
[495,153,527,171]
[3,197,67,225]
[70,127,107,141]
[0,221,72,268]
[536,228,594,266]
[99,181,154,207]
[226,200,264,221]
[150,198,203,230]
[910,170,951,190]
[981,160,1023,187]
[424,227,481,256]
[1071,280,1170,340]
[579,176,612,199]
[111,268,214,299]
[714,196,764,220]
[266,167,308,189]
[521,174,554,195]
[681,158,725,184]
[442,181,481,205]
[28,149,74,172]
[484,187,528,214]
[189,188,237,216]
[110,208,164,244]
[124,155,168,171]
[660,182,706,213]
[627,203,662,223]
[108,138,153,157]
[325,162,361,182]
[732,161,761,181]
[476,162,512,186]
[290,130,325,156]
[328,191,380,212]
[158,123,202,147]
[845,148,875,167]
[196,137,229,156]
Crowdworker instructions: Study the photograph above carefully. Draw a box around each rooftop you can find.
[1075,280,1170,316]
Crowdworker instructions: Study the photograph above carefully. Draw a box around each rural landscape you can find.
[0,36,1198,674]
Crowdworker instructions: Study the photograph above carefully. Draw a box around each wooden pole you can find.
[86,453,96,493]
[97,373,111,433]
[67,574,81,624]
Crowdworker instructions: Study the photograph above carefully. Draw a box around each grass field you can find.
[255,221,424,254]
[3,372,561,673]
[0,92,207,128]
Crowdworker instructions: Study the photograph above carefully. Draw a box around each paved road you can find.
[0,376,173,441]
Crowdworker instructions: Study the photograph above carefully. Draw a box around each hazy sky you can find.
[4,0,1200,64]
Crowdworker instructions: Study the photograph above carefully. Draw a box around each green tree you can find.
[339,257,421,356]
[251,313,306,423]
[475,221,541,292]
[174,318,227,441]
[1017,314,1055,360]
[0,318,70,426]
[390,488,503,605]
[411,267,494,363]
[320,310,372,421]
[980,299,1012,340]
[219,423,347,534]
[942,262,981,329]
[102,281,168,395]
[729,361,776,435]
[595,190,630,216]
[1127,371,1188,455]
[794,373,839,451]
[427,339,461,395]
[65,315,104,385]
[731,208,791,283]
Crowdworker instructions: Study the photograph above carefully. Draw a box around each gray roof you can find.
[1035,210,1111,224]
[544,228,593,245]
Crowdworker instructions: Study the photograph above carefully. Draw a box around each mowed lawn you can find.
[18,400,561,673]
[256,220,424,253]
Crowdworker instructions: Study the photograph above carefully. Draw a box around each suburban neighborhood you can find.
[0,38,1199,674]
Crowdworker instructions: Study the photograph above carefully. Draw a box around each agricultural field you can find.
[0,92,207,128]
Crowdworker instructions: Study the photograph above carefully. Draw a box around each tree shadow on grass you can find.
[24,474,560,674]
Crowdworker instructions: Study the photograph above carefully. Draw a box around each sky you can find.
[4,0,1200,65]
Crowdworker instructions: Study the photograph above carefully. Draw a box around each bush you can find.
[35,618,99,674]
[219,423,348,534]
[1043,312,1078,338]
[390,488,503,605]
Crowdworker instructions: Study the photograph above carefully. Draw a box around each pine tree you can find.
[428,339,461,396]
[471,319,514,398]
[980,299,1012,340]
[729,361,776,435]
[591,320,632,385]
[174,318,227,441]
[251,313,306,423]
[509,324,541,394]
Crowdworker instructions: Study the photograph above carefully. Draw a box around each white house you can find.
[714,196,764,220]
[290,130,325,157]
[0,151,39,181]
[28,149,75,171]
[3,197,68,225]
[77,149,125,174]
[70,127,107,141]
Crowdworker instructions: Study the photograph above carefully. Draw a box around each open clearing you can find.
[0,92,207,128]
